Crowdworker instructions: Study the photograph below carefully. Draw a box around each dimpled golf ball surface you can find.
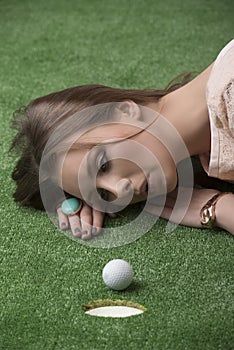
[102,259,133,291]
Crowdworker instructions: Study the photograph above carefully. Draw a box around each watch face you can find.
[200,208,211,225]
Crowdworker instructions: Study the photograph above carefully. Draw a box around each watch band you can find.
[200,192,230,228]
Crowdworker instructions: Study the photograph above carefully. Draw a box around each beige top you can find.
[199,39,234,181]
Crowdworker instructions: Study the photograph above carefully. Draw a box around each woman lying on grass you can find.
[10,39,234,240]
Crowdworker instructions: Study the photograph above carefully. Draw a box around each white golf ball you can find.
[102,259,134,291]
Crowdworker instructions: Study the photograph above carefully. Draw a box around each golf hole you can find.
[83,299,147,318]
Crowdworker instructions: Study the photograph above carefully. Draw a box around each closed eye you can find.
[97,151,111,173]
[96,150,115,201]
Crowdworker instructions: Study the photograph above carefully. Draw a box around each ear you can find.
[116,100,141,121]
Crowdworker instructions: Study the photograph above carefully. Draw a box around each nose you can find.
[98,177,133,200]
[116,178,133,197]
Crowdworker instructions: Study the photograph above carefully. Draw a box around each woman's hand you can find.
[57,201,107,240]
[146,187,221,228]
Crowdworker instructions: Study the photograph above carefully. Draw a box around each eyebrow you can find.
[86,146,98,177]
[84,146,100,203]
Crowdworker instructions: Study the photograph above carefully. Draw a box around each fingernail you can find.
[74,228,81,234]
[82,230,88,235]
[61,222,67,229]
[91,227,97,235]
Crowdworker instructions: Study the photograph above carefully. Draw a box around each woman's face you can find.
[59,122,178,210]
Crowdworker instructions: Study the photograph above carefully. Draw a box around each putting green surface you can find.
[0,0,234,349]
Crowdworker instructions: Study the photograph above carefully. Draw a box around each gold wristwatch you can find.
[200,192,229,228]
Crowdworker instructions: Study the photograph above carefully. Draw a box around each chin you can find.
[165,171,178,193]
[167,179,177,193]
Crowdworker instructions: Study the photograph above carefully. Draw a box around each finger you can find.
[91,209,105,236]
[68,215,82,238]
[57,207,69,230]
[79,204,93,240]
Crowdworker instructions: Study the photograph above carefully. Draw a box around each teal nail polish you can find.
[74,228,80,234]
[91,227,97,235]
[82,230,88,235]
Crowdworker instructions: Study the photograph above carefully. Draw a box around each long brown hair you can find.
[9,72,196,211]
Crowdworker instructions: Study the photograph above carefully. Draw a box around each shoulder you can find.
[206,39,234,132]
[212,39,234,70]
[204,39,234,182]
[206,39,234,101]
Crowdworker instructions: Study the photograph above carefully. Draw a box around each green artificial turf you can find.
[0,0,234,349]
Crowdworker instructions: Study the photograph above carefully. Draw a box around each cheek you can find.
[114,159,139,172]
[110,141,146,171]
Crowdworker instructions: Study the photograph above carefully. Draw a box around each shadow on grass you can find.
[122,280,147,293]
